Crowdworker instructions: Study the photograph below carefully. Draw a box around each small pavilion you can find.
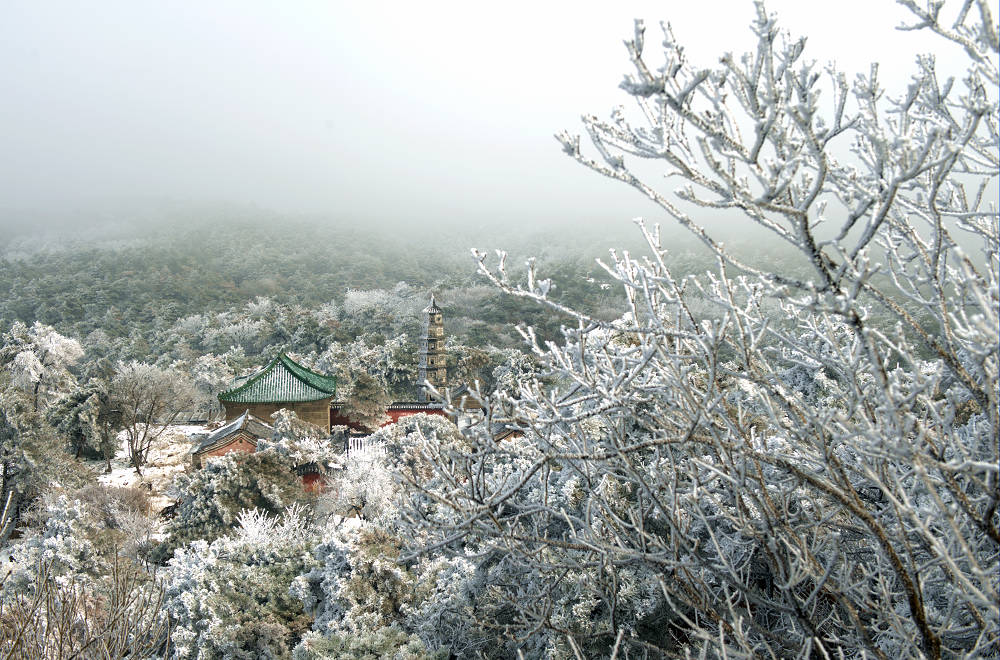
[190,410,272,468]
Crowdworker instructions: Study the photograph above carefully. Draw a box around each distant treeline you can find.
[0,215,645,368]
[1,211,935,372]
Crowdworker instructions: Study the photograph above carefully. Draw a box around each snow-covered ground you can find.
[98,424,207,513]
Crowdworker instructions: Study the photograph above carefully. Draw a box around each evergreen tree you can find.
[341,372,390,432]
[47,378,120,470]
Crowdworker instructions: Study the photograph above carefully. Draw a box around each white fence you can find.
[344,436,387,457]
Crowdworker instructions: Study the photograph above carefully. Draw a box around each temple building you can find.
[191,410,272,468]
[217,295,454,437]
[190,410,328,491]
[218,353,338,432]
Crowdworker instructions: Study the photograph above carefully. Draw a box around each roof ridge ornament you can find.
[423,293,442,314]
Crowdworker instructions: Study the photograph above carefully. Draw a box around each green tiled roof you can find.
[219,354,337,404]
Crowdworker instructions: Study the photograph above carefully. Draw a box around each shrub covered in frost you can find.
[292,627,443,660]
[157,446,308,560]
[162,506,318,659]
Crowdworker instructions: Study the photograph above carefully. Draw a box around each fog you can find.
[0,0,973,239]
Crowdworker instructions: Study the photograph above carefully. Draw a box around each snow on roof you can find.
[192,410,274,455]
[423,294,442,314]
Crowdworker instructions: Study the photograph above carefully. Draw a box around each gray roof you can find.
[192,410,273,455]
[490,420,523,439]
[386,401,446,410]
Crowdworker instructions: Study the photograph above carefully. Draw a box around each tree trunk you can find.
[129,434,145,477]
[0,484,21,547]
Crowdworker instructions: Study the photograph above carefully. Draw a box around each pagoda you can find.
[417,294,447,402]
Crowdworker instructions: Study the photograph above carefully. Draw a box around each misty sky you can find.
[1,1,972,233]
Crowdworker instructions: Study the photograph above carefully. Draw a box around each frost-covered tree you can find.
[442,341,491,390]
[326,450,397,523]
[204,316,271,355]
[316,416,449,526]
[190,353,236,419]
[0,382,88,545]
[110,361,198,475]
[292,627,442,660]
[47,377,121,469]
[291,518,451,660]
[0,553,168,660]
[3,487,155,592]
[291,415,485,657]
[341,286,422,339]
[1,321,84,411]
[488,347,537,397]
[1,486,158,659]
[395,419,665,657]
[315,333,415,400]
[162,506,317,659]
[340,371,391,432]
[399,3,998,658]
[2,496,102,592]
[270,408,330,445]
[160,446,308,554]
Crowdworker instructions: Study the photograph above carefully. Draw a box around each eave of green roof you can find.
[218,353,337,404]
[277,354,338,393]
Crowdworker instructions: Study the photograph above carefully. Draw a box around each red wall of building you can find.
[193,433,256,467]
[329,409,359,430]
[302,472,326,493]
[330,406,448,431]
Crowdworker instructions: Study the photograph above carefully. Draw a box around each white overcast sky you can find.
[0,1,973,233]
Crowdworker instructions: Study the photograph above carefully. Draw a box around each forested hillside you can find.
[0,210,842,366]
[0,216,611,349]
